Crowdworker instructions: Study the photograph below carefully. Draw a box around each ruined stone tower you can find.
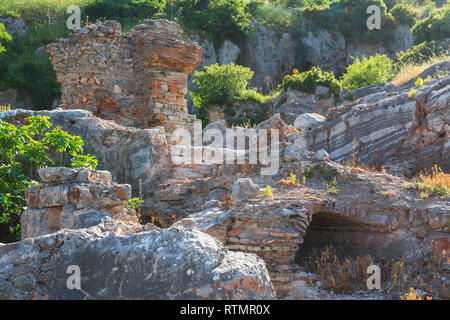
[47,19,202,134]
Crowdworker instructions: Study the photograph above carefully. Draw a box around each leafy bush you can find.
[84,0,167,23]
[191,63,254,124]
[301,0,395,43]
[383,0,403,10]
[396,41,438,66]
[182,0,251,43]
[411,7,450,44]
[0,116,97,242]
[341,54,395,90]
[0,22,67,109]
[281,67,341,96]
[390,4,418,26]
[0,23,12,53]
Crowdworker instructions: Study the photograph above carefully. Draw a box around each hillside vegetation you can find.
[0,0,448,119]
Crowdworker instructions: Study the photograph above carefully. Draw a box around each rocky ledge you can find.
[0,168,275,300]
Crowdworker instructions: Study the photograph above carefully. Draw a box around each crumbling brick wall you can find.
[47,19,202,132]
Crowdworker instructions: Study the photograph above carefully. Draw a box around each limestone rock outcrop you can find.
[245,22,296,93]
[0,167,276,300]
[0,220,276,300]
[274,88,335,125]
[0,108,171,197]
[289,75,450,176]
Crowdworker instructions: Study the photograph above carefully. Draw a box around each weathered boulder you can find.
[0,221,276,300]
[294,113,326,131]
[232,178,260,201]
[0,109,171,197]
[283,144,309,162]
[312,149,329,161]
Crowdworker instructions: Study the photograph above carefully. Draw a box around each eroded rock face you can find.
[1,167,276,300]
[289,75,450,176]
[245,23,295,93]
[300,24,413,77]
[300,29,347,76]
[274,88,335,125]
[218,40,241,65]
[0,88,34,109]
[0,108,171,197]
[46,19,202,132]
[177,158,449,298]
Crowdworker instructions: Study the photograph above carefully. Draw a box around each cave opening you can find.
[296,211,398,265]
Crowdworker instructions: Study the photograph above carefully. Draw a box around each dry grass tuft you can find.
[392,55,450,87]
[401,287,432,300]
[277,172,301,187]
[416,165,450,197]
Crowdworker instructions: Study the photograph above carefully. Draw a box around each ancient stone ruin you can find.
[0,167,275,300]
[0,19,448,300]
[47,19,202,136]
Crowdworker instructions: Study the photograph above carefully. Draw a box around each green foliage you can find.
[383,0,403,10]
[0,21,66,109]
[182,0,251,43]
[281,66,341,96]
[71,154,98,169]
[301,0,396,43]
[396,41,438,66]
[191,63,254,125]
[0,116,97,242]
[264,185,273,197]
[0,23,12,53]
[248,1,295,30]
[411,7,450,44]
[341,54,395,90]
[126,197,144,212]
[84,0,167,23]
[390,4,419,26]
[415,76,424,87]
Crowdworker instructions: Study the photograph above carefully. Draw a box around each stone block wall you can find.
[47,19,202,134]
[21,167,136,239]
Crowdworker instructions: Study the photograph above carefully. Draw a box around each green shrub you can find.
[183,0,251,44]
[390,4,419,26]
[0,116,97,242]
[301,0,393,43]
[411,7,450,44]
[191,63,254,124]
[84,0,167,23]
[341,54,395,90]
[0,23,12,53]
[281,67,341,96]
[383,0,403,10]
[396,41,438,66]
